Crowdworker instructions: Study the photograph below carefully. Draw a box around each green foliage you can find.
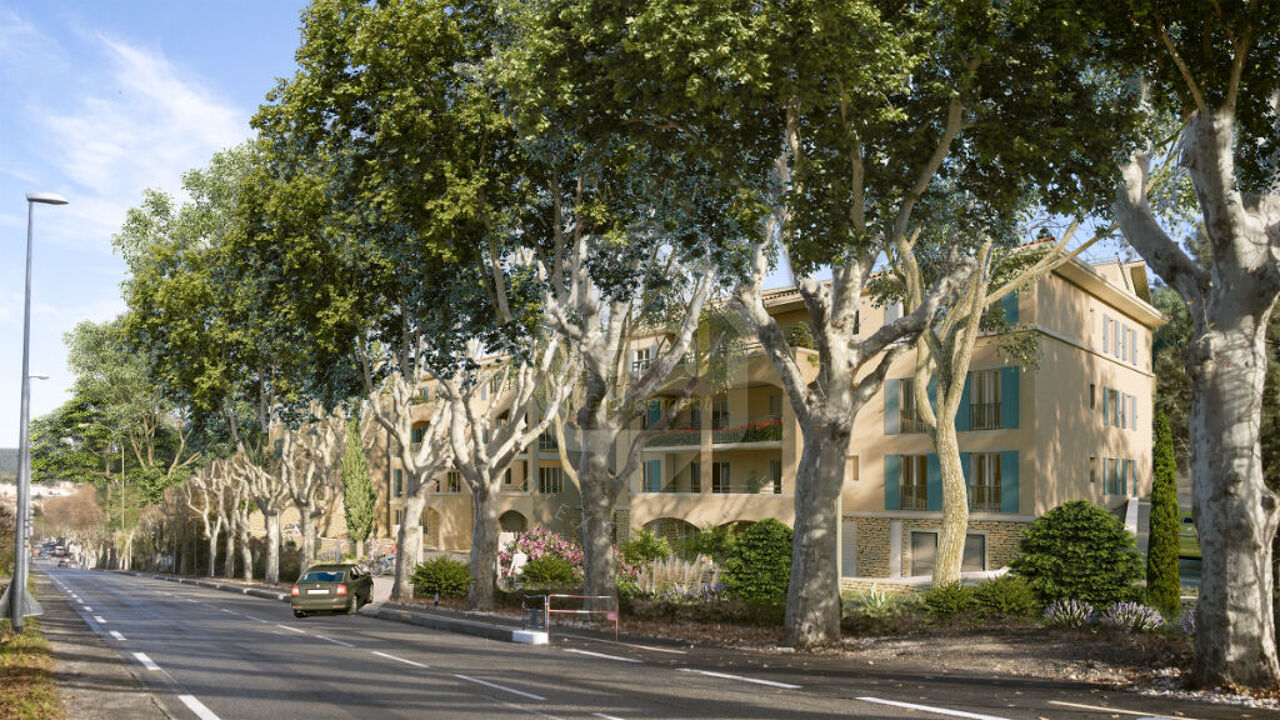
[1011,500,1144,606]
[1147,411,1181,614]
[411,556,473,598]
[785,322,816,351]
[843,585,906,619]
[340,419,376,547]
[674,523,737,563]
[519,555,579,587]
[972,575,1040,618]
[722,519,792,604]
[620,529,671,565]
[920,583,977,620]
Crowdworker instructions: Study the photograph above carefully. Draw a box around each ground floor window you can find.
[900,455,928,510]
[910,531,986,576]
[538,466,563,494]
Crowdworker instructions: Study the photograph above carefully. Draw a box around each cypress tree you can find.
[1147,410,1181,614]
[341,419,377,560]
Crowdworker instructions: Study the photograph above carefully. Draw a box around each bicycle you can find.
[365,553,396,577]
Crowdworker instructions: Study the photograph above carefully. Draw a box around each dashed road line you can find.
[109,631,126,642]
[219,608,239,616]
[316,635,355,648]
[81,605,92,612]
[564,648,642,663]
[678,668,800,690]
[275,624,306,634]
[243,614,268,623]
[592,714,626,720]
[1047,701,1186,719]
[372,650,428,668]
[92,615,107,624]
[562,633,686,655]
[855,696,1010,720]
[454,674,546,701]
[178,694,221,720]
[133,652,161,671]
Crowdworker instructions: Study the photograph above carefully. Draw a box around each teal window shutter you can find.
[646,459,661,492]
[1102,388,1110,426]
[999,367,1019,429]
[1000,450,1019,513]
[884,454,900,510]
[885,380,900,435]
[647,399,662,427]
[956,374,971,431]
[1001,292,1019,325]
[926,453,942,511]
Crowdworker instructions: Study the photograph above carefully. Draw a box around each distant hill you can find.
[0,447,16,477]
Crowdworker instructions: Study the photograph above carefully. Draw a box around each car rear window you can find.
[301,571,344,583]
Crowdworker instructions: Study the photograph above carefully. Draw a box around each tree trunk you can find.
[784,426,846,647]
[391,493,427,600]
[466,486,500,611]
[179,522,193,575]
[207,528,218,577]
[580,458,618,601]
[297,503,312,564]
[1189,316,1280,687]
[238,526,253,581]
[223,525,235,578]
[264,511,281,584]
[932,423,970,587]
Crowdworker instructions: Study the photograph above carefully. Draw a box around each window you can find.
[1130,394,1138,430]
[410,425,426,444]
[712,461,732,494]
[968,452,1001,512]
[538,467,563,494]
[393,508,403,525]
[899,455,929,510]
[909,532,986,576]
[884,302,901,324]
[644,461,662,492]
[504,462,528,491]
[538,429,557,451]
[711,394,730,430]
[768,394,783,420]
[771,459,783,495]
[1118,391,1127,429]
[439,471,461,494]
[632,347,652,373]
[1088,383,1096,409]
[969,369,1001,430]
[899,378,923,433]
[393,469,404,498]
[689,461,701,493]
[1090,455,1097,483]
[1120,323,1128,362]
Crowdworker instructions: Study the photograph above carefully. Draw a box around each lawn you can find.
[1178,513,1201,560]
[0,592,64,720]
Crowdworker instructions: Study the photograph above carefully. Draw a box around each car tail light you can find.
[290,585,299,596]
[336,584,348,595]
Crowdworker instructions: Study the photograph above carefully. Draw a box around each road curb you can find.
[112,570,545,644]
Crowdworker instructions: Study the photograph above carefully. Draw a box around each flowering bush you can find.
[1042,599,1095,628]
[660,581,725,603]
[1098,602,1164,632]
[1180,607,1196,635]
[499,526,584,583]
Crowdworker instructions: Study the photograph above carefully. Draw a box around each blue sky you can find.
[0,2,308,444]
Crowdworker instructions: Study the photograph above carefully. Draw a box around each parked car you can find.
[290,563,373,618]
[57,558,70,568]
[283,523,302,538]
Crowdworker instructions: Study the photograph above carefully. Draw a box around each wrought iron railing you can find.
[969,402,1001,430]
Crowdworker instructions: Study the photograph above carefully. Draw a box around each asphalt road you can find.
[40,565,1270,720]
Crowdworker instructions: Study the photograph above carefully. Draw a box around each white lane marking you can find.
[219,608,239,616]
[275,624,306,634]
[593,715,626,720]
[82,605,92,612]
[372,650,427,668]
[496,699,565,720]
[317,635,355,648]
[1047,701,1186,719]
[178,694,222,720]
[93,615,107,624]
[109,631,126,642]
[133,652,161,671]
[564,648,642,663]
[678,668,800,689]
[454,674,546,701]
[243,614,268,623]
[561,633,686,655]
[856,696,1010,720]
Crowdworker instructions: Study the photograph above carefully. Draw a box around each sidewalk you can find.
[34,572,168,720]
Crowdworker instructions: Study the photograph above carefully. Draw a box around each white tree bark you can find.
[239,447,289,584]
[282,413,345,566]
[1116,109,1280,688]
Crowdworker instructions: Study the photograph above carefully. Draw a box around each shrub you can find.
[1098,602,1165,632]
[1146,412,1181,614]
[499,526,584,584]
[621,529,672,565]
[1043,599,1096,628]
[722,518,792,603]
[843,585,905,619]
[674,523,737,563]
[411,556,472,598]
[635,555,718,598]
[972,575,1040,618]
[1010,500,1143,606]
[1180,607,1196,635]
[519,555,579,586]
[920,582,977,620]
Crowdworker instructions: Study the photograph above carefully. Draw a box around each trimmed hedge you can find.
[520,555,579,586]
[1011,500,1143,606]
[411,556,472,598]
[722,518,792,603]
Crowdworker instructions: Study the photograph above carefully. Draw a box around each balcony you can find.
[645,417,783,448]
[969,402,1001,431]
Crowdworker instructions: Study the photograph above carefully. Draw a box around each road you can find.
[40,565,1267,720]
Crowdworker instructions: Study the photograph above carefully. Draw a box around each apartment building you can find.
[369,256,1164,582]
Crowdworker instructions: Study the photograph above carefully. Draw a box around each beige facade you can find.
[364,256,1164,580]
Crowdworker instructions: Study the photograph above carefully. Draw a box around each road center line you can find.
[219,608,239,616]
[92,615,107,624]
[82,605,92,612]
[109,631,126,642]
[372,650,427,667]
[1047,701,1186,719]
[133,652,161,671]
[178,694,222,720]
[855,696,1010,720]
[275,624,306,634]
[317,635,355,648]
[678,668,800,690]
[243,614,268,623]
[455,674,546,701]
[592,714,627,720]
[564,648,642,663]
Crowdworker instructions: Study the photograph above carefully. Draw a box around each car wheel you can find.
[293,609,308,618]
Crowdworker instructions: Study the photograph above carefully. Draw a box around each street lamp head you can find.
[25,192,68,206]
[27,374,49,381]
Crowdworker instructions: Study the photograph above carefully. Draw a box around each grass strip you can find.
[0,588,65,720]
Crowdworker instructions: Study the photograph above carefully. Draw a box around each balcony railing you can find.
[899,411,925,434]
[969,402,1001,430]
[899,483,928,510]
[969,483,1001,513]
[645,417,783,447]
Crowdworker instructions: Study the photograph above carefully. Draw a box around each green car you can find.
[290,563,374,617]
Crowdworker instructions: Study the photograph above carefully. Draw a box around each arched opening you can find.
[499,510,528,533]
[643,517,698,544]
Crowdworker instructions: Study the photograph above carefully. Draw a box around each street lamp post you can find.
[5,192,67,633]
